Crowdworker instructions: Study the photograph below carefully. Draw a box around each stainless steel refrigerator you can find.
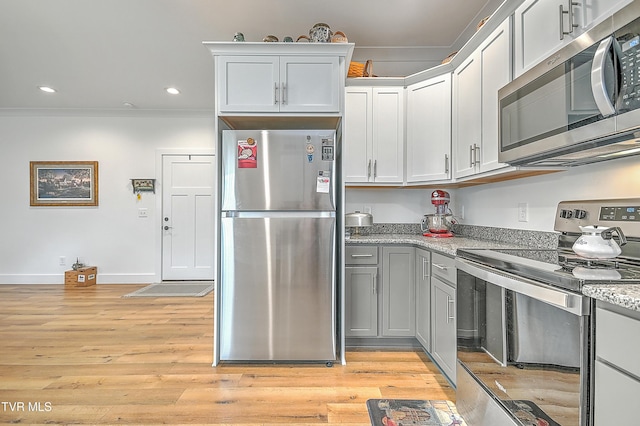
[219,129,337,362]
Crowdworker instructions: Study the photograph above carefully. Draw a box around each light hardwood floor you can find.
[0,284,454,425]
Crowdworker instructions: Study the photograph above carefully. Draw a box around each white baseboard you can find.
[0,273,157,285]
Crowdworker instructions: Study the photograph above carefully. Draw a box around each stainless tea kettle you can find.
[572,225,627,258]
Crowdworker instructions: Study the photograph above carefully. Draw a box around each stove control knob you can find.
[574,209,587,220]
[560,209,573,219]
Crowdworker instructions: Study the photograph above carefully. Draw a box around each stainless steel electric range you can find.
[455,198,640,426]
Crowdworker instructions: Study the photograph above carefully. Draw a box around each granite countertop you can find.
[582,284,640,312]
[345,233,526,257]
[346,229,640,313]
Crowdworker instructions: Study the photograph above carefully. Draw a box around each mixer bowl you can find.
[421,214,454,233]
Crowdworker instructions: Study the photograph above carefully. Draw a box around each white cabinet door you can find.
[372,87,404,183]
[218,55,340,113]
[584,0,631,29]
[280,56,340,113]
[217,56,279,112]
[453,19,511,179]
[514,0,582,77]
[344,88,372,183]
[406,73,452,183]
[453,54,481,179]
[344,86,404,184]
[479,19,511,173]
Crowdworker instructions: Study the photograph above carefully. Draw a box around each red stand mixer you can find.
[421,190,455,238]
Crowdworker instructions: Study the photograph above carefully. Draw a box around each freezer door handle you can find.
[223,211,335,219]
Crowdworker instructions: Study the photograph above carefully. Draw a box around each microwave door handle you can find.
[591,36,616,117]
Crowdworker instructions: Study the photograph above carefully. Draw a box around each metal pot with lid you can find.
[345,211,373,235]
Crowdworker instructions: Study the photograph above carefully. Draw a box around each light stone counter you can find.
[345,224,640,312]
[345,233,524,257]
[582,284,640,312]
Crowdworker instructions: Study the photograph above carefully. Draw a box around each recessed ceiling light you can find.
[165,87,180,95]
[38,86,56,93]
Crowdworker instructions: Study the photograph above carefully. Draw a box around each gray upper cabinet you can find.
[382,246,416,337]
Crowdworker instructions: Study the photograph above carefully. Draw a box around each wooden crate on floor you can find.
[64,267,97,287]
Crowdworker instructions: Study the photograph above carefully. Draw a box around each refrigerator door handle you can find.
[223,211,336,219]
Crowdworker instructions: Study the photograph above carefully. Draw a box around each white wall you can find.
[346,155,640,232]
[346,187,444,223]
[0,114,214,284]
[455,156,640,231]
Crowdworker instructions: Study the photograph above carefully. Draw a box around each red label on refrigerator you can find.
[237,138,257,168]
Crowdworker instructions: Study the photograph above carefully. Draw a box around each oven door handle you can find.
[456,258,587,316]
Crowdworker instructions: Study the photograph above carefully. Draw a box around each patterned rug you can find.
[123,281,214,297]
[367,399,466,426]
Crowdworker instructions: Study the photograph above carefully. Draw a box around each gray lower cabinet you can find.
[345,245,379,338]
[415,248,431,351]
[594,301,640,424]
[382,246,416,337]
[345,245,415,339]
[430,253,457,384]
[344,266,378,337]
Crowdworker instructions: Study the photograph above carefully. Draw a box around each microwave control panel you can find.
[618,28,640,111]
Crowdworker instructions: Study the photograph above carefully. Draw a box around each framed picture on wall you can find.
[30,161,99,206]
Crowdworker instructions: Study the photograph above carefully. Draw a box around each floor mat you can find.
[123,281,214,297]
[367,399,466,426]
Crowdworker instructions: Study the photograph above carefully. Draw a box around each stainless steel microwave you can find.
[499,2,640,167]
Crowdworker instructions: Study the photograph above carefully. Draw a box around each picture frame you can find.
[131,178,155,194]
[30,161,99,207]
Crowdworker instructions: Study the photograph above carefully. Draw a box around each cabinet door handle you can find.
[433,263,448,271]
[372,275,377,295]
[282,82,286,104]
[422,258,429,279]
[447,296,455,323]
[274,82,279,104]
[367,159,372,179]
[559,1,579,40]
[373,160,377,178]
[444,154,449,174]
[469,145,474,167]
[351,254,373,258]
[474,144,481,166]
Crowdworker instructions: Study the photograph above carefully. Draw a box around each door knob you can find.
[164,225,172,230]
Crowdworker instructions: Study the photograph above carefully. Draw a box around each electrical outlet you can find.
[518,203,529,222]
[59,256,66,266]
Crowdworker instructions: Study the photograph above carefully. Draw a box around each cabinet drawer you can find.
[431,252,456,284]
[596,305,640,378]
[345,246,378,265]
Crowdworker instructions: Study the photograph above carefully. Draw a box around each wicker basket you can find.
[348,60,373,77]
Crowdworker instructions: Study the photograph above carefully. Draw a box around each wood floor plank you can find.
[0,284,454,424]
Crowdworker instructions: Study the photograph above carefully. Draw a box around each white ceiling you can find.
[0,0,501,113]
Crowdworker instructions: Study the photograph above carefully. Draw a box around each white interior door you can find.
[162,155,215,281]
